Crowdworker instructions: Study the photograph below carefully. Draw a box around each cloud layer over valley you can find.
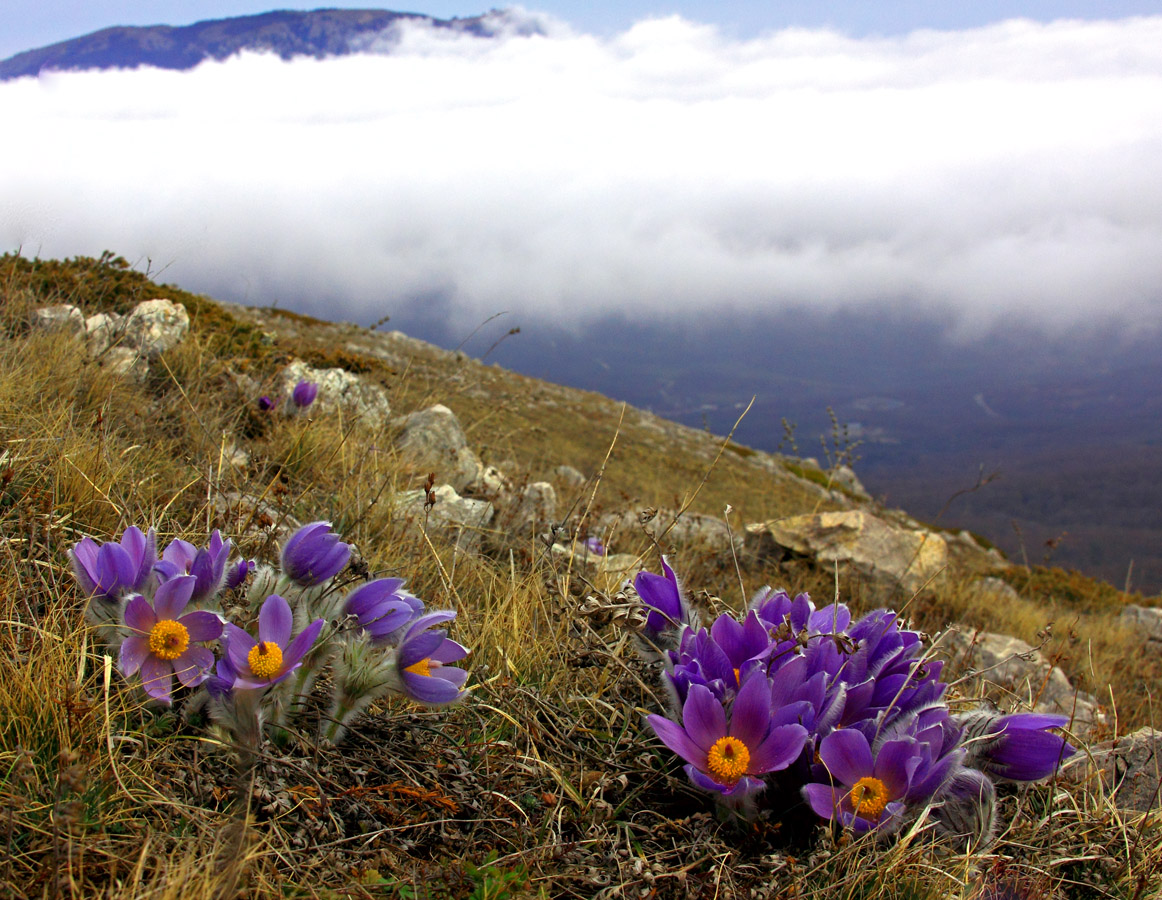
[4,11,1162,337]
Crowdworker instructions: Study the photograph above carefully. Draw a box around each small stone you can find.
[34,304,85,336]
[121,299,189,358]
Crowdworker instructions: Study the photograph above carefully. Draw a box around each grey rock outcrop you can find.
[84,312,121,356]
[278,360,392,430]
[1120,605,1162,645]
[121,299,189,358]
[36,299,190,380]
[394,483,494,553]
[598,510,737,555]
[501,482,558,533]
[830,464,870,499]
[391,404,483,493]
[939,626,1104,735]
[554,465,587,488]
[1065,728,1162,813]
[34,304,85,335]
[745,510,948,595]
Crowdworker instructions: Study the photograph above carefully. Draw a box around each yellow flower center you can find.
[404,657,432,678]
[848,776,890,819]
[148,619,189,661]
[706,736,751,784]
[247,641,284,679]
[732,667,741,686]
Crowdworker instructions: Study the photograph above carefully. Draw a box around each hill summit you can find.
[0,7,538,80]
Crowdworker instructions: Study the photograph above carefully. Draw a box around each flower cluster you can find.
[69,521,468,750]
[635,559,1074,845]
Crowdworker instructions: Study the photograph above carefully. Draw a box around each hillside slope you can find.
[1,253,1158,899]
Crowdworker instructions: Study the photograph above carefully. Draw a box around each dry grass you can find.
[1,257,1159,899]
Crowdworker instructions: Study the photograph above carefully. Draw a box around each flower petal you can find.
[122,594,157,634]
[399,629,445,669]
[96,542,134,596]
[402,669,463,703]
[819,729,874,786]
[430,638,469,664]
[224,623,256,673]
[749,723,809,774]
[682,684,727,753]
[69,538,100,593]
[648,714,708,768]
[259,594,294,648]
[119,635,150,676]
[803,782,843,821]
[179,610,224,643]
[153,575,195,621]
[728,670,772,749]
[139,655,174,703]
[872,738,922,799]
[172,647,215,687]
[282,618,325,670]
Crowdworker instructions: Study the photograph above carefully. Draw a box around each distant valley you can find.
[5,8,1160,593]
[426,308,1162,594]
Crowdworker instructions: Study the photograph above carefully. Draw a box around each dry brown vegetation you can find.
[1,254,1160,899]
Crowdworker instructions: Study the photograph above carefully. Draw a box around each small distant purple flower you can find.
[648,674,808,799]
[292,380,319,409]
[223,594,324,689]
[70,526,157,600]
[584,537,606,556]
[280,521,351,586]
[155,530,233,603]
[958,711,1075,782]
[258,395,278,411]
[802,729,924,834]
[635,557,686,636]
[119,576,223,703]
[395,611,469,704]
[345,577,423,644]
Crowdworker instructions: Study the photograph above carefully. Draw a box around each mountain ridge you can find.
[0,7,527,79]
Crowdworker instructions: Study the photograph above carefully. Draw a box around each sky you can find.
[3,3,1162,338]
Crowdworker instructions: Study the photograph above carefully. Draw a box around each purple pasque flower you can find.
[930,766,997,849]
[956,711,1075,782]
[584,536,606,556]
[258,395,278,411]
[802,728,925,834]
[119,575,223,703]
[155,530,233,603]
[280,521,351,586]
[70,526,157,600]
[224,558,256,591]
[666,611,776,708]
[223,594,324,689]
[648,672,808,799]
[395,611,469,704]
[292,380,319,409]
[635,557,687,636]
[345,577,423,644]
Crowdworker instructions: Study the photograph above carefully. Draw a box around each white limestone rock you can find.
[279,359,392,430]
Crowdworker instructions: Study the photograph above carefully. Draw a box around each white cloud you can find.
[3,12,1162,335]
